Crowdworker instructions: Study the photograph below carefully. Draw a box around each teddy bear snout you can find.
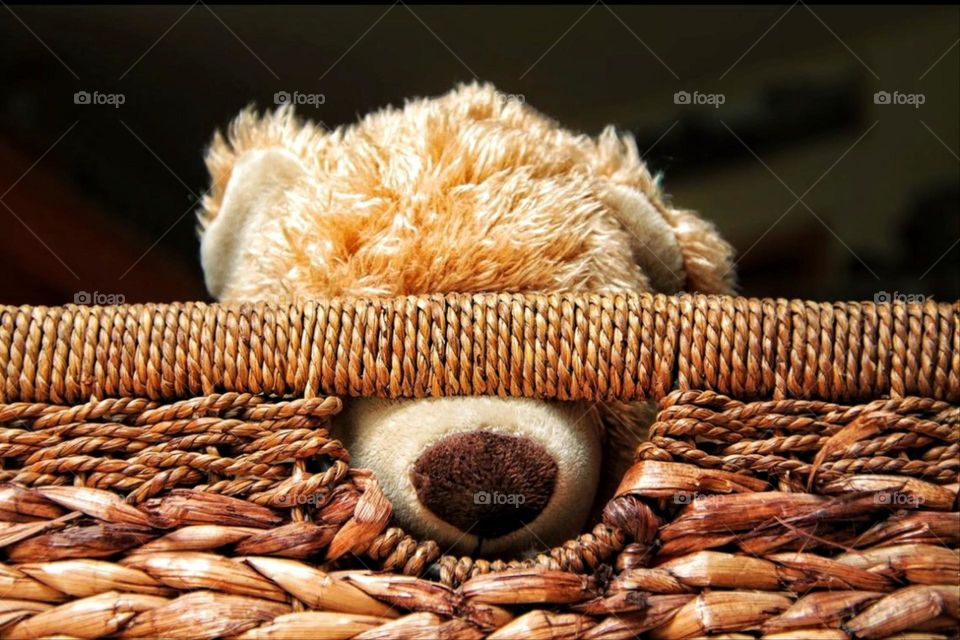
[410,431,557,538]
[332,396,603,555]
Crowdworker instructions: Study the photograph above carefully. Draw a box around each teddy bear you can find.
[197,83,735,557]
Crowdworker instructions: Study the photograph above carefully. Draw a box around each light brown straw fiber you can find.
[0,293,955,638]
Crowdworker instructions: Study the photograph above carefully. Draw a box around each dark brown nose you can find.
[411,431,557,539]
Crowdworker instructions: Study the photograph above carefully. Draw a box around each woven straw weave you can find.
[0,293,956,639]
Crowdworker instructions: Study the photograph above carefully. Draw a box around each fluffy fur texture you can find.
[198,83,736,555]
[199,84,734,300]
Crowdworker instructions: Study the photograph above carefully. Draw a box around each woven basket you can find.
[0,293,956,639]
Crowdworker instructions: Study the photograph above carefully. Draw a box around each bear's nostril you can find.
[411,431,558,539]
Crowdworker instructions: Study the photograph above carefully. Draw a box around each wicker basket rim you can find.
[1,292,957,404]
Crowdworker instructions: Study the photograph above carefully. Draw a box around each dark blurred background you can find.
[1,4,957,305]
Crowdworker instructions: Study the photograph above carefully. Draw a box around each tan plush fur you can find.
[199,83,734,300]
[198,83,735,554]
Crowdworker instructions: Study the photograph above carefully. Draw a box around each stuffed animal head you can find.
[198,83,734,556]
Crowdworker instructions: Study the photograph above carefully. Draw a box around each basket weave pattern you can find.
[0,294,957,639]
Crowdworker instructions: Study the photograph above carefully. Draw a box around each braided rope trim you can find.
[642,390,960,487]
[1,294,957,404]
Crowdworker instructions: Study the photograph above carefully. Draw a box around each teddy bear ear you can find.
[199,148,308,300]
[602,183,687,294]
[660,206,738,295]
